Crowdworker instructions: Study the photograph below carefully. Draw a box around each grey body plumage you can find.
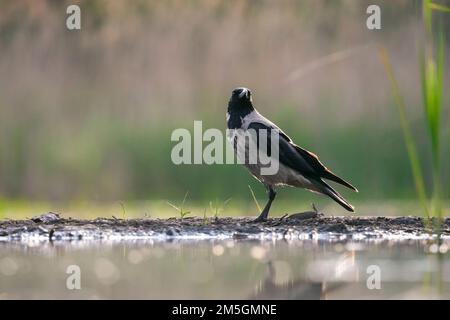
[227,87,358,221]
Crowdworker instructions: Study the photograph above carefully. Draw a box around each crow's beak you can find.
[238,88,248,98]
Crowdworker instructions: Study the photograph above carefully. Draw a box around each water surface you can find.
[1,239,449,299]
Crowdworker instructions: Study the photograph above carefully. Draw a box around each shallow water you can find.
[1,238,449,299]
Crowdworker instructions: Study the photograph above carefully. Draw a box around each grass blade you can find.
[248,185,262,213]
[378,47,430,218]
[428,2,450,14]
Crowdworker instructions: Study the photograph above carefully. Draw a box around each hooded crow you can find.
[227,87,358,221]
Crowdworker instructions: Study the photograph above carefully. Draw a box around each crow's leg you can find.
[254,186,276,222]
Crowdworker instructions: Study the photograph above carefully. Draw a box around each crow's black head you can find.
[228,87,254,114]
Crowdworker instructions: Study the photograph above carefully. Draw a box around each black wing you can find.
[247,122,357,192]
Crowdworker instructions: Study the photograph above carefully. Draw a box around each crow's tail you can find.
[313,179,355,212]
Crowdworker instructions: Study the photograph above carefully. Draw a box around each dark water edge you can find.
[1,213,449,242]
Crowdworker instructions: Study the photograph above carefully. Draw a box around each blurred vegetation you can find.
[379,0,449,222]
[0,1,449,217]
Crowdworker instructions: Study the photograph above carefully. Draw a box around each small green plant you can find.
[209,197,232,219]
[202,207,209,225]
[119,202,127,219]
[248,185,262,213]
[166,191,191,219]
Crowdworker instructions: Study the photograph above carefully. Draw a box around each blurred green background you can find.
[0,0,449,218]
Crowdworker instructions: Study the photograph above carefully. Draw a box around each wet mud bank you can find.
[1,212,449,242]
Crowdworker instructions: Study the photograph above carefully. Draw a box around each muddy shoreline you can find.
[1,212,449,242]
